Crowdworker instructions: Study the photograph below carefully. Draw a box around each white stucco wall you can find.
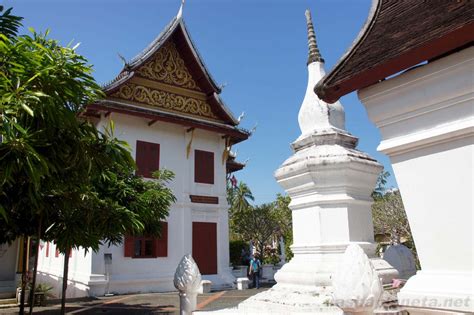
[359,46,473,312]
[37,243,93,298]
[0,241,18,297]
[0,241,18,282]
[36,112,234,297]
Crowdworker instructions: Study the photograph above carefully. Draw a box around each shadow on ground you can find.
[32,302,176,314]
[0,283,273,314]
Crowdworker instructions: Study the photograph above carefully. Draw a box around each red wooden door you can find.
[192,222,217,275]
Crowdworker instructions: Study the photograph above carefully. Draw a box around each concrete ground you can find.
[0,283,272,314]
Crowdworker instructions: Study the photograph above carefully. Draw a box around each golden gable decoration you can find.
[136,41,201,91]
[111,82,218,120]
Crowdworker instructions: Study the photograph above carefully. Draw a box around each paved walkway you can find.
[0,284,271,314]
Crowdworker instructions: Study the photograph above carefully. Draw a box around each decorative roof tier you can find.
[226,155,246,173]
[85,4,249,145]
[315,0,474,103]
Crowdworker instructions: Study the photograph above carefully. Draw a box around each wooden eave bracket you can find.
[148,119,158,126]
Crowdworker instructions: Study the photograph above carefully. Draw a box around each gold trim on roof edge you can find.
[136,41,201,91]
[110,82,219,120]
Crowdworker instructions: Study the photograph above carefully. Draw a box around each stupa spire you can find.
[298,9,345,136]
[305,9,324,65]
[177,0,185,19]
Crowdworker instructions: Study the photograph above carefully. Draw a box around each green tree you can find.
[227,181,255,241]
[0,9,176,314]
[232,203,280,262]
[273,193,293,261]
[227,181,254,215]
[47,162,175,314]
[229,239,248,266]
[38,123,175,314]
[0,6,22,40]
[372,169,390,200]
[372,190,410,243]
[371,172,420,269]
[0,10,103,312]
[227,181,294,263]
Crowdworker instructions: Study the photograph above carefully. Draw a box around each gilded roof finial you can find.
[305,9,324,64]
[177,0,185,19]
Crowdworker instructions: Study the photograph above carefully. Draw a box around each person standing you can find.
[248,254,261,289]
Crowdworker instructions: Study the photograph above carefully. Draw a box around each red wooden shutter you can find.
[124,235,134,257]
[194,150,214,184]
[155,222,168,257]
[136,141,147,177]
[192,222,217,275]
[136,141,160,178]
[148,142,160,176]
[45,242,49,257]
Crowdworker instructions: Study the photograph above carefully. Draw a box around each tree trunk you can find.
[60,249,70,315]
[19,236,28,315]
[28,218,42,314]
[258,241,265,262]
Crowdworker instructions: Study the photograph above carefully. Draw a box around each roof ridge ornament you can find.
[177,0,185,20]
[305,9,324,65]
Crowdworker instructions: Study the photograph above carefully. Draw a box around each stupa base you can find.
[237,284,342,314]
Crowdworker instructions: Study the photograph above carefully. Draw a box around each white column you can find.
[217,203,235,286]
[358,46,474,313]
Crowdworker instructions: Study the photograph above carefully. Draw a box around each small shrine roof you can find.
[226,156,246,173]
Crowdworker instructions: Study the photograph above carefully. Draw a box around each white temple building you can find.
[30,7,249,298]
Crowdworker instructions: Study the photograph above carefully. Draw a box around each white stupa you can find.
[238,9,398,313]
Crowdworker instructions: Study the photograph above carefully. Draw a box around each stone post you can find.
[174,254,202,315]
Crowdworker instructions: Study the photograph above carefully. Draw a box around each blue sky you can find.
[6,0,398,203]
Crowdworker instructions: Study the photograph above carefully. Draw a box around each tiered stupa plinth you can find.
[238,10,397,313]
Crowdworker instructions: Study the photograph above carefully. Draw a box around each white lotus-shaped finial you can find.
[174,254,202,315]
[174,254,202,293]
[333,244,383,313]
